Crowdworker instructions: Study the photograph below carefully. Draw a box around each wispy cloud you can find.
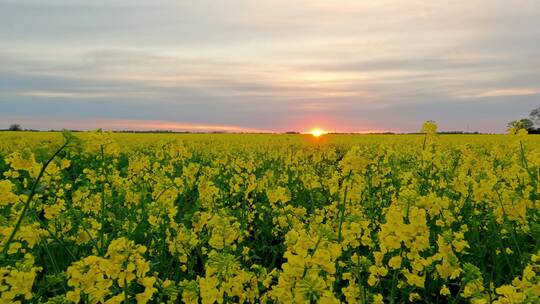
[17,91,83,98]
[17,90,154,99]
[103,119,269,133]
[467,88,540,99]
[0,116,269,133]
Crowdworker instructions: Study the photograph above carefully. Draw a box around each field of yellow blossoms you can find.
[1,127,539,303]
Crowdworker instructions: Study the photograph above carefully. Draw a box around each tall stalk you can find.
[1,141,70,257]
[99,145,107,255]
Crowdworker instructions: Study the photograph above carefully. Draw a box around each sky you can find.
[1,0,539,133]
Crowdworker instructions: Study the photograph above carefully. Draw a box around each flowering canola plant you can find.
[0,127,539,303]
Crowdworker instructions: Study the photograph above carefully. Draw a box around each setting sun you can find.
[310,128,327,137]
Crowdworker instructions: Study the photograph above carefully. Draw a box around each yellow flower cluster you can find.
[493,251,540,303]
[66,238,156,304]
[270,227,342,303]
[0,254,40,303]
[0,180,18,206]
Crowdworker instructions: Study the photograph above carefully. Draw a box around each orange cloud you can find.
[102,119,269,133]
[0,117,269,133]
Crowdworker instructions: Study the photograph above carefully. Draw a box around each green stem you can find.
[99,145,106,255]
[29,208,76,259]
[1,141,69,257]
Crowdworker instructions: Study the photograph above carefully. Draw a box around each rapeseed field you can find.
[0,128,539,303]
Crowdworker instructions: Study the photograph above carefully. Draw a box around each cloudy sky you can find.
[1,0,539,133]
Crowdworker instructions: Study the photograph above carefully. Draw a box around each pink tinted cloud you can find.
[460,88,540,99]
[0,117,270,133]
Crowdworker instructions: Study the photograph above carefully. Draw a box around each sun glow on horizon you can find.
[309,128,327,137]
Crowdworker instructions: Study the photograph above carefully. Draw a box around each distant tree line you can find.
[0,124,34,131]
[438,131,480,134]
[8,124,21,131]
[0,124,40,132]
[508,106,540,134]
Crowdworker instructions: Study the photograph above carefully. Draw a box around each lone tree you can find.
[8,124,22,131]
[507,118,533,132]
[530,106,540,125]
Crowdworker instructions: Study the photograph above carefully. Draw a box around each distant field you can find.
[0,131,539,303]
[0,131,533,148]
